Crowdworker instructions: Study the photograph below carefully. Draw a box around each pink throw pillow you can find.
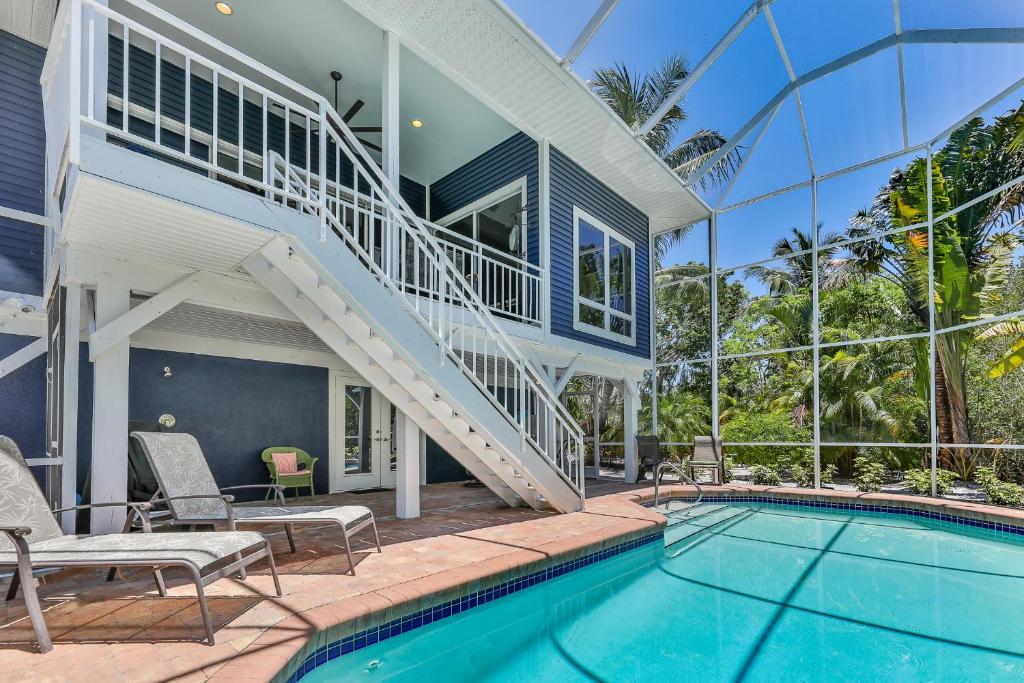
[272,451,298,474]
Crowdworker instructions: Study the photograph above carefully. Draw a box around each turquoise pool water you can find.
[303,503,1024,681]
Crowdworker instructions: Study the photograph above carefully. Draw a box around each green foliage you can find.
[748,465,781,487]
[723,456,735,483]
[903,468,958,495]
[790,464,813,488]
[976,466,1024,507]
[820,464,838,486]
[853,456,886,492]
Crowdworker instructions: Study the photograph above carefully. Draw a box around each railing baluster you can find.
[87,13,95,119]
[185,56,191,157]
[121,24,129,132]
[212,70,219,168]
[261,94,267,187]
[154,41,160,146]
[238,83,244,176]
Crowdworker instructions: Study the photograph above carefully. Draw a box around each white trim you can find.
[539,139,552,338]
[0,337,47,379]
[571,206,637,344]
[434,177,529,258]
[0,205,50,227]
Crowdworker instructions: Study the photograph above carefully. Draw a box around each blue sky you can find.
[504,0,1024,274]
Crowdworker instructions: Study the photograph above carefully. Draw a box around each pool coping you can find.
[212,495,666,683]
[241,484,1023,683]
[628,484,1024,536]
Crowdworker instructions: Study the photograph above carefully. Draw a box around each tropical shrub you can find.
[903,468,957,495]
[854,456,886,492]
[749,465,781,487]
[976,466,1024,507]
[821,464,838,486]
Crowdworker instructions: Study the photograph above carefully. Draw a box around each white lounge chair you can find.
[131,432,381,575]
[0,435,281,652]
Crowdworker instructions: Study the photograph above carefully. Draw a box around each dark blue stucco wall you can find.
[549,146,651,359]
[0,333,48,459]
[3,337,468,499]
[127,349,331,498]
[429,132,540,266]
[0,30,46,295]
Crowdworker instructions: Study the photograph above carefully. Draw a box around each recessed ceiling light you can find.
[215,2,233,15]
[411,119,423,128]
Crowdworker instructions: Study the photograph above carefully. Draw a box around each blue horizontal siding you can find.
[429,133,539,265]
[549,146,650,358]
[0,30,45,295]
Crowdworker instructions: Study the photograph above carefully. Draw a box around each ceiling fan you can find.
[330,70,382,153]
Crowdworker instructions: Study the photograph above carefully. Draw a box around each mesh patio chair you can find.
[635,436,666,483]
[689,435,725,485]
[132,432,381,575]
[0,435,281,652]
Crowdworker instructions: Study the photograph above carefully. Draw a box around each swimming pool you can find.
[300,501,1024,681]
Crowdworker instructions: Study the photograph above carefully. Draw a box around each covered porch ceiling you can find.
[118,0,517,186]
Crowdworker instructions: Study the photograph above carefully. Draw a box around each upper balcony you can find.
[43,0,542,327]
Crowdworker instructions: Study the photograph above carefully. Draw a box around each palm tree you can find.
[743,226,849,296]
[843,101,1024,463]
[591,55,743,266]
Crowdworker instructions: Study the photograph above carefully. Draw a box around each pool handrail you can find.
[653,461,704,509]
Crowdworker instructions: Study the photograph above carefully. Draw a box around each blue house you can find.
[0,0,706,531]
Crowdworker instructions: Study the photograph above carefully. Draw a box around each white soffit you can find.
[344,0,711,233]
[0,0,58,46]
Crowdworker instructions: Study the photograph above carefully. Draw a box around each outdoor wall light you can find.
[215,2,233,16]
[411,119,423,128]
[162,366,173,378]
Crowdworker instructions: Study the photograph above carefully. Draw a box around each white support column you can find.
[396,410,420,518]
[623,377,640,484]
[381,31,400,188]
[60,284,82,533]
[89,284,130,533]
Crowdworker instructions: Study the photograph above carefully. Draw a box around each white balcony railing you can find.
[43,0,583,498]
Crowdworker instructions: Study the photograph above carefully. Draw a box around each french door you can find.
[332,378,397,491]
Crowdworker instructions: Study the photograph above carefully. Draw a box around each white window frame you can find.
[435,177,528,258]
[572,206,637,344]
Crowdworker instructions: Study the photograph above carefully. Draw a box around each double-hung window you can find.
[573,207,635,342]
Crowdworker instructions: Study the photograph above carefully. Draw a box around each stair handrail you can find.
[317,107,584,491]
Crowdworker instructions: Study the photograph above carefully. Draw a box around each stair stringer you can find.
[243,233,582,512]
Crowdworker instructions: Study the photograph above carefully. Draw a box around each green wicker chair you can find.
[261,447,318,498]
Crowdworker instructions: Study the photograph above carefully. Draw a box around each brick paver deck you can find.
[3,479,1020,683]
[0,479,652,682]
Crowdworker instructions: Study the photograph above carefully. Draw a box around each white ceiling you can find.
[137,0,516,185]
[0,0,58,46]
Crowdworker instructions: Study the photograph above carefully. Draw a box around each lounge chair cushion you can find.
[232,505,373,527]
[0,436,65,552]
[0,531,266,570]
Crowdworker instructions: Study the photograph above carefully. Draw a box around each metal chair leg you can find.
[341,529,356,576]
[371,516,382,552]
[153,568,168,597]
[264,542,283,597]
[284,524,297,553]
[17,562,52,653]
[191,569,215,646]
[5,571,20,601]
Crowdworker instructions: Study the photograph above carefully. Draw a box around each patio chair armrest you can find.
[0,527,32,558]
[220,484,287,506]
[53,501,154,514]
[149,494,237,504]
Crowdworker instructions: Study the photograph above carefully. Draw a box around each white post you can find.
[381,30,400,278]
[60,284,82,533]
[623,383,639,484]
[89,284,130,533]
[381,31,400,188]
[395,411,420,518]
